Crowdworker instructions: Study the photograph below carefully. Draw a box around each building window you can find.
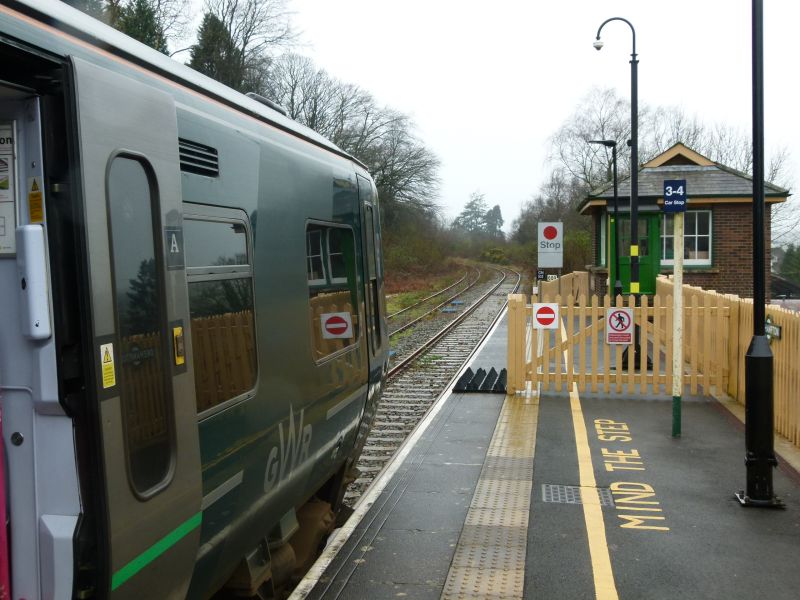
[307,228,325,284]
[184,213,257,415]
[661,210,712,266]
[307,223,359,361]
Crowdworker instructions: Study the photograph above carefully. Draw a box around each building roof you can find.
[772,275,800,299]
[579,143,790,214]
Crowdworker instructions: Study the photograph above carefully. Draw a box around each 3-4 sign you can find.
[663,179,687,213]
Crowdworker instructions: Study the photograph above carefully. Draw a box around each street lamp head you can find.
[593,38,604,51]
[588,139,616,148]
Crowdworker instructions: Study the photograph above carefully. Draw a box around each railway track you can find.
[387,268,478,335]
[343,266,521,505]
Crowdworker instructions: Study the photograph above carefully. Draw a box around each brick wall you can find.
[687,203,772,299]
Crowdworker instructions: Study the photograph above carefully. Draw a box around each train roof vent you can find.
[179,138,219,177]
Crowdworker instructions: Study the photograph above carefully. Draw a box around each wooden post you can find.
[507,294,526,394]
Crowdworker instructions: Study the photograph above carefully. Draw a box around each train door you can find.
[70,57,202,598]
[0,89,82,599]
[357,175,387,370]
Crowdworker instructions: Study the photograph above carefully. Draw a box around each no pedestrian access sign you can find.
[533,303,560,330]
[321,312,354,339]
[606,308,633,345]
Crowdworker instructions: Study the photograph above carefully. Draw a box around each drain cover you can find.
[542,484,614,507]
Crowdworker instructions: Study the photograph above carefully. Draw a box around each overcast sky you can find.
[286,0,799,236]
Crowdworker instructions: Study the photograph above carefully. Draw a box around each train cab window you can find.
[184,214,257,415]
[107,156,174,495]
[306,224,359,361]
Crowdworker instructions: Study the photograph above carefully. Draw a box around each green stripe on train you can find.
[111,512,202,591]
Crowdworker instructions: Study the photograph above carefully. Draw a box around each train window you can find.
[364,204,382,349]
[307,223,359,361]
[185,219,248,268]
[107,156,174,495]
[184,216,257,415]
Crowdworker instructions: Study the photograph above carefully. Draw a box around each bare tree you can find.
[205,0,296,91]
[551,86,792,189]
[151,0,192,42]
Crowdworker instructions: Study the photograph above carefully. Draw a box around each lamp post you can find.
[736,0,781,508]
[589,140,622,299]
[594,17,639,298]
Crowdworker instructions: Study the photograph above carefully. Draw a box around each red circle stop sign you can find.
[535,306,556,326]
[325,315,349,335]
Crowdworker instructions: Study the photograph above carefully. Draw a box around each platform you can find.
[293,313,800,600]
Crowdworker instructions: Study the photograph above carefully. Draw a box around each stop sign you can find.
[533,303,560,330]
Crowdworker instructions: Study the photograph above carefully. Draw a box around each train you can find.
[0,1,389,598]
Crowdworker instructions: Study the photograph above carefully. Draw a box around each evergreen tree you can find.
[189,13,245,89]
[782,244,800,284]
[117,0,168,54]
[484,205,504,239]
[452,193,489,234]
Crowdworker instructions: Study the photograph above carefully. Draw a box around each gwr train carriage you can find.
[0,1,389,598]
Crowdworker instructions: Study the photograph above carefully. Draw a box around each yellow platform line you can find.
[560,321,619,600]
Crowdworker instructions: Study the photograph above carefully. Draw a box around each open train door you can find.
[70,57,202,598]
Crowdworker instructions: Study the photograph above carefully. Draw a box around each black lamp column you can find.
[611,143,622,299]
[588,139,622,299]
[595,17,638,297]
[736,0,782,508]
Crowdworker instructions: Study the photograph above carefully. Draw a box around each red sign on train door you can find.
[533,303,559,330]
[321,312,354,339]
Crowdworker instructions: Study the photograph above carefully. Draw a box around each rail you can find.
[387,271,469,320]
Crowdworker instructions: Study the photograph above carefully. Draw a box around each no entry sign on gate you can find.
[606,308,633,344]
[533,303,560,330]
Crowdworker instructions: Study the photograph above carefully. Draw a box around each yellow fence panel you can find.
[510,273,800,451]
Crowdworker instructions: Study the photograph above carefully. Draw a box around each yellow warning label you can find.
[173,326,185,366]
[28,177,43,223]
[630,244,639,257]
[100,343,116,389]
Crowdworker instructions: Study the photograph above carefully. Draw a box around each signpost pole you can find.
[663,179,687,437]
[672,212,683,437]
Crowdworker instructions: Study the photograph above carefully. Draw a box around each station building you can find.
[579,142,790,298]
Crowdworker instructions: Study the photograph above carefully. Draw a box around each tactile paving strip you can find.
[441,395,539,600]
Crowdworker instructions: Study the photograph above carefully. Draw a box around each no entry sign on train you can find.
[321,312,354,339]
[533,303,560,330]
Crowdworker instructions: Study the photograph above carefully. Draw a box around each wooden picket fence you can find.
[508,273,800,450]
[538,270,590,300]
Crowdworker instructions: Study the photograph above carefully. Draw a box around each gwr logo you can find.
[263,406,313,492]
